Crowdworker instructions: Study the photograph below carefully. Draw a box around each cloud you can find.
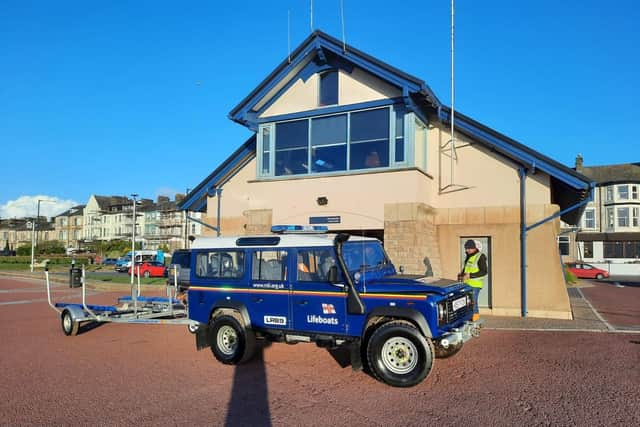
[0,195,80,220]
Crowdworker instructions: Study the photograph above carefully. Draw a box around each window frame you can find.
[318,70,339,107]
[583,208,596,229]
[257,105,413,179]
[557,235,570,256]
[617,207,630,227]
[617,185,629,200]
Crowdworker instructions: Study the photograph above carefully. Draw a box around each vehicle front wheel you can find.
[595,273,604,280]
[209,315,256,365]
[143,271,150,278]
[61,310,79,336]
[366,320,434,387]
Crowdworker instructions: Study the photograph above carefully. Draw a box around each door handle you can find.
[297,300,308,306]
[252,297,264,303]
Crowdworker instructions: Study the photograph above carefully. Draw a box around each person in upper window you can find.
[365,151,381,168]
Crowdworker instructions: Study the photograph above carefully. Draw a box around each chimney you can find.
[575,154,583,173]
[157,196,170,204]
[175,193,185,203]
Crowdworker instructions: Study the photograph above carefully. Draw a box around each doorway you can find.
[459,236,492,309]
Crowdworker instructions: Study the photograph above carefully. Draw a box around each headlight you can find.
[437,303,446,323]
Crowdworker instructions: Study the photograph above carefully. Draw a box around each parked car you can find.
[115,257,131,272]
[128,261,167,278]
[101,258,118,266]
[168,249,191,291]
[565,262,609,280]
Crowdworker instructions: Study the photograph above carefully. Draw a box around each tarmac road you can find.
[1,275,639,426]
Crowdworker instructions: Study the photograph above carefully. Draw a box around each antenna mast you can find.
[340,0,346,51]
[439,0,469,194]
[310,0,313,32]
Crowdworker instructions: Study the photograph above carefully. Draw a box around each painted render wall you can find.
[260,68,401,118]
[437,205,571,319]
[426,124,551,209]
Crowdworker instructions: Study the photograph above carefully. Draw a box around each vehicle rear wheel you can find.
[61,310,79,336]
[366,320,434,387]
[209,315,256,365]
[143,271,150,278]
[434,340,463,359]
[596,273,604,280]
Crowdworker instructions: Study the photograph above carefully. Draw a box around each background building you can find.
[562,156,640,276]
[180,31,593,319]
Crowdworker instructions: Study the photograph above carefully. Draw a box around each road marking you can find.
[574,286,616,332]
[0,298,49,306]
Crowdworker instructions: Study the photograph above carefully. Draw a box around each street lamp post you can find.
[130,194,138,285]
[30,199,52,272]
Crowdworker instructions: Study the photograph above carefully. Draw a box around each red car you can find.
[128,261,167,278]
[565,262,609,280]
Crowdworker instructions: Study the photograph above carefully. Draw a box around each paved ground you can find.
[0,273,639,426]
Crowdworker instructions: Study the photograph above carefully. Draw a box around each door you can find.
[290,248,347,334]
[249,249,291,330]
[459,236,492,309]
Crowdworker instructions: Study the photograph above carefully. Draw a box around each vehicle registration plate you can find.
[452,297,466,311]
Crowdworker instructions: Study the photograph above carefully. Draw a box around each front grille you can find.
[442,292,473,325]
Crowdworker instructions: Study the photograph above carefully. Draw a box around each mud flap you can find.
[349,340,363,371]
[195,324,210,351]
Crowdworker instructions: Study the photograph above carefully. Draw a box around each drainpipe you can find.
[519,170,594,318]
[519,167,527,317]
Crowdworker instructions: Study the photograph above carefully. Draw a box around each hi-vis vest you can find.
[464,252,484,289]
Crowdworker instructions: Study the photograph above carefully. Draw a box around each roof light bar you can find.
[271,225,329,234]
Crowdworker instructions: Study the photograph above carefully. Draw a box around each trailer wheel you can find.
[209,315,256,365]
[366,320,434,387]
[61,310,79,336]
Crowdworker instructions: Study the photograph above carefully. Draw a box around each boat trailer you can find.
[46,266,198,336]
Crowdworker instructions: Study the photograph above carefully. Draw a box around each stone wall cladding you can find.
[384,203,441,276]
[243,209,273,235]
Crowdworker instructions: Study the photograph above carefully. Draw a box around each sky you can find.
[1,0,639,219]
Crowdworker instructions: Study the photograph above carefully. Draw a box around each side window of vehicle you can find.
[195,250,244,279]
[252,250,287,281]
[297,249,336,282]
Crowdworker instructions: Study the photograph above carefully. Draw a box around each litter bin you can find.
[69,267,83,288]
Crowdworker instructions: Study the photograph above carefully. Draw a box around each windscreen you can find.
[342,240,389,273]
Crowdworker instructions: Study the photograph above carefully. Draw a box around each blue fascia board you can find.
[230,31,429,130]
[179,137,256,212]
[257,98,403,124]
[255,56,354,118]
[230,46,317,125]
[438,109,590,190]
[319,41,423,93]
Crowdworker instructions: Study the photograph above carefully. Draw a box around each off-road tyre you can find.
[366,320,434,387]
[209,315,256,365]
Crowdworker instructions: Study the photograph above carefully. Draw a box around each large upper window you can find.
[349,108,389,170]
[260,106,407,178]
[319,70,338,106]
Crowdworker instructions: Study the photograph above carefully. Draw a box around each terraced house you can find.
[180,31,593,319]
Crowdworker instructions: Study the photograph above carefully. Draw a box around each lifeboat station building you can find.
[180,31,593,319]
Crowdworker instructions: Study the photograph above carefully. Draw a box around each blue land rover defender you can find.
[188,226,481,387]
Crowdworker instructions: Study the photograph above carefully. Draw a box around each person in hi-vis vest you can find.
[459,239,487,321]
